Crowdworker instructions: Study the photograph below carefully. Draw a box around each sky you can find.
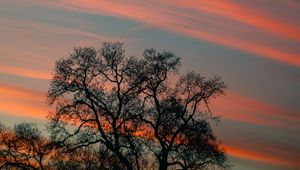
[0,0,300,169]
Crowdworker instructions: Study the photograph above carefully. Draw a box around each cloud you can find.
[174,0,300,41]
[0,16,133,80]
[0,83,48,119]
[33,0,300,67]
[0,17,114,41]
[225,144,300,168]
[211,91,300,129]
[0,66,51,80]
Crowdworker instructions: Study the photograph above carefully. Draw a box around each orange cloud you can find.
[0,83,48,119]
[225,144,299,167]
[0,66,51,80]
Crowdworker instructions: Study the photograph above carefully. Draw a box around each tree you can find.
[47,42,228,170]
[47,42,146,170]
[0,122,125,170]
[0,122,51,169]
[135,50,228,170]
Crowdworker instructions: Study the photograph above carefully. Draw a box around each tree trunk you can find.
[116,151,134,170]
[159,154,168,170]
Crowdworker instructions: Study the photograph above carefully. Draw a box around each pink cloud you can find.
[225,144,300,168]
[210,91,300,129]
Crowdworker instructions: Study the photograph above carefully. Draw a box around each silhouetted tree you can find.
[47,42,228,170]
[134,50,228,170]
[0,122,51,169]
[47,42,147,170]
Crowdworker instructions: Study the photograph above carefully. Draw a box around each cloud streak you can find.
[0,16,133,79]
[225,144,300,168]
[0,66,50,80]
[0,83,48,119]
[211,92,300,129]
[33,0,300,67]
[175,0,300,41]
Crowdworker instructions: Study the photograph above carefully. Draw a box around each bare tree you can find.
[135,50,228,170]
[47,42,146,170]
[47,42,229,170]
[0,122,51,169]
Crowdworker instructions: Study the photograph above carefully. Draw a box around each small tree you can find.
[47,42,228,170]
[0,122,51,169]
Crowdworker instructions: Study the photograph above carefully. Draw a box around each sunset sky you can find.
[1,0,300,169]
